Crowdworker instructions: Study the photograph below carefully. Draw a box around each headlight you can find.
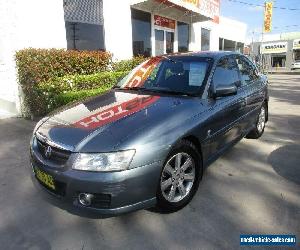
[72,150,135,172]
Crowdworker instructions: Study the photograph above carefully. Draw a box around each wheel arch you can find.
[181,135,203,162]
[264,99,269,122]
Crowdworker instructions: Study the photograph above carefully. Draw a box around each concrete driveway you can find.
[0,75,299,250]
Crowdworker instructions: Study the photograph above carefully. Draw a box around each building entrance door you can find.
[166,31,174,54]
[155,29,164,56]
[155,29,174,56]
[271,54,286,67]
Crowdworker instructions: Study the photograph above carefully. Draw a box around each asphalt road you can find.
[0,74,299,250]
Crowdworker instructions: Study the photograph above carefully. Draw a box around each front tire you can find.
[246,103,267,139]
[156,140,203,212]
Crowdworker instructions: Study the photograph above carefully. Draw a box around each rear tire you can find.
[246,103,267,139]
[156,140,203,212]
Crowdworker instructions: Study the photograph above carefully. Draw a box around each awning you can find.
[131,0,220,24]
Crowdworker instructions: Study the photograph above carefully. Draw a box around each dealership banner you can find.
[167,0,220,23]
[263,2,273,33]
[154,15,176,30]
[261,42,287,54]
[293,39,300,49]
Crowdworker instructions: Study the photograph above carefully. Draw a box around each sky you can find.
[220,0,300,43]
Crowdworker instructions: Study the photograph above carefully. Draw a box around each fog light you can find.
[78,193,94,206]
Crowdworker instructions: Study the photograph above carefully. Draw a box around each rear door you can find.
[235,55,265,135]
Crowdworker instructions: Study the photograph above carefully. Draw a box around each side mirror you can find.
[212,84,237,98]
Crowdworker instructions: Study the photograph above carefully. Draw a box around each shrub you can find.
[112,55,147,72]
[16,48,112,83]
[15,48,147,117]
[45,71,129,91]
[15,48,112,116]
[36,71,129,114]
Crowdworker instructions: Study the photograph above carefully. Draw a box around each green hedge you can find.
[112,55,147,72]
[15,48,147,117]
[15,49,112,116]
[16,49,112,83]
[36,71,129,114]
[40,71,129,92]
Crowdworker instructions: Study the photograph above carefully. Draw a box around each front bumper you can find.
[30,139,162,217]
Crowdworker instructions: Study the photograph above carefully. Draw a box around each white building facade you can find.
[0,0,247,115]
[251,32,300,70]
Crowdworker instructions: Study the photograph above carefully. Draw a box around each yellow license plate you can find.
[34,167,56,190]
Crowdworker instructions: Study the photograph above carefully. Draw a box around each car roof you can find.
[165,51,243,61]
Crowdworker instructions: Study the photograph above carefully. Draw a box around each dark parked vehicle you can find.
[30,52,268,216]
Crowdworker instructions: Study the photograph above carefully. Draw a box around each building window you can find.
[219,38,223,50]
[178,22,189,52]
[63,0,105,50]
[201,28,210,51]
[65,22,105,50]
[131,8,152,57]
[224,39,236,51]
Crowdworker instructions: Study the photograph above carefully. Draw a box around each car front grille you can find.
[91,193,112,208]
[36,138,71,165]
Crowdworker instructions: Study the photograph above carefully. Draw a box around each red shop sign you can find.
[154,15,175,30]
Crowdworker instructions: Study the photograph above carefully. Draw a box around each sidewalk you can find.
[266,68,300,75]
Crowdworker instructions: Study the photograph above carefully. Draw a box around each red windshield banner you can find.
[73,96,160,129]
[125,57,162,88]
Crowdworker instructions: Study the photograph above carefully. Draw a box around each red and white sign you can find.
[74,95,160,129]
[154,15,176,30]
[125,57,162,88]
[199,0,220,23]
[160,0,220,23]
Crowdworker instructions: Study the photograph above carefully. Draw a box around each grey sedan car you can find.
[30,52,268,216]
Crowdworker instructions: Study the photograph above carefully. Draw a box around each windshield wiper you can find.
[114,86,196,97]
[123,86,147,91]
[113,86,146,91]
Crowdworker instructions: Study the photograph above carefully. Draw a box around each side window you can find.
[245,57,260,78]
[236,56,258,86]
[213,57,240,87]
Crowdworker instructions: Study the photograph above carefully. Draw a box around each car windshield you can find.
[116,57,212,96]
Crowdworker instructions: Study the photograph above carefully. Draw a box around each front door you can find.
[155,29,164,56]
[166,31,174,54]
[202,56,246,162]
[154,15,175,56]
[155,29,174,56]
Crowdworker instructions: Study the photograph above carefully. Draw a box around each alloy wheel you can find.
[160,152,195,203]
[257,106,266,133]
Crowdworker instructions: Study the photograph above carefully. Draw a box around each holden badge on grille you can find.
[45,146,52,158]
